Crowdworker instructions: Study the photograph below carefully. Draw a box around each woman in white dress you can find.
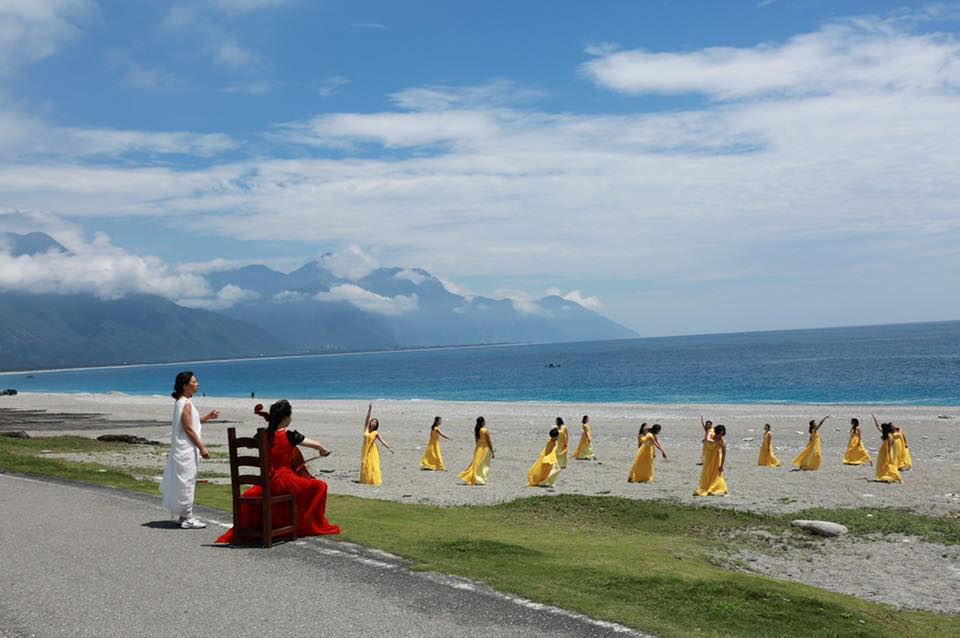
[160,371,219,529]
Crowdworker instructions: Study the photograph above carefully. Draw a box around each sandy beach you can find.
[3,392,958,517]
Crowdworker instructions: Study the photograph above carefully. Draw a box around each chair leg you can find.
[263,500,272,549]
[291,499,298,541]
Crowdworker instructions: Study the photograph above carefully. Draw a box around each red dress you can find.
[216,429,340,544]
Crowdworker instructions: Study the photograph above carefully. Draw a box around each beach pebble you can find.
[791,520,849,537]
[742,437,755,442]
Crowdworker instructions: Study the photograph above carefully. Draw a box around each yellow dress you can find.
[701,426,714,464]
[792,432,822,470]
[875,437,902,483]
[757,431,781,467]
[420,428,445,471]
[628,433,656,482]
[694,440,728,496]
[459,427,492,485]
[557,425,569,468]
[359,430,382,485]
[893,431,912,471]
[527,438,561,487]
[842,430,872,466]
[573,424,596,460]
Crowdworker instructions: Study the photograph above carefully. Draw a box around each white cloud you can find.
[108,50,179,90]
[272,110,501,149]
[208,0,294,12]
[179,284,261,309]
[0,0,94,75]
[221,82,272,95]
[314,284,417,316]
[272,290,308,302]
[319,246,379,280]
[393,268,428,285]
[390,79,544,111]
[315,75,348,97]
[510,297,548,317]
[548,288,603,311]
[0,108,237,158]
[214,39,260,69]
[350,22,387,31]
[581,16,960,100]
[0,232,213,302]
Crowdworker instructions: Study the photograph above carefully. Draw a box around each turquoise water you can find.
[3,321,958,405]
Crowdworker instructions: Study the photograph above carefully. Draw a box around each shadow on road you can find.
[141,520,181,530]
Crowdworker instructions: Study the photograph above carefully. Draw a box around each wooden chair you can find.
[227,427,297,547]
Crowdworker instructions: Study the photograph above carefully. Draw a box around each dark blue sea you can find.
[3,321,959,405]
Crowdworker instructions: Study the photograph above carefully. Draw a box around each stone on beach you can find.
[791,519,849,537]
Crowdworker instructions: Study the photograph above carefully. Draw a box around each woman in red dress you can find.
[216,400,340,543]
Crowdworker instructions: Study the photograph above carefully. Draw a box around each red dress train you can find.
[216,429,340,544]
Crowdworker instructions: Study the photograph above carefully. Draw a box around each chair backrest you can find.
[227,426,272,502]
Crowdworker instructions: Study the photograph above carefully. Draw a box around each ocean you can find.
[2,320,958,405]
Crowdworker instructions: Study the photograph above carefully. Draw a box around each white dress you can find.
[160,397,201,518]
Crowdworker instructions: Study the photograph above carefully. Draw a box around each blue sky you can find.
[1,0,959,335]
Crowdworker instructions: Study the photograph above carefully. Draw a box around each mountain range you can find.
[0,232,637,370]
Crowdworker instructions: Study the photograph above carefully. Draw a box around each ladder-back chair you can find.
[226,426,297,547]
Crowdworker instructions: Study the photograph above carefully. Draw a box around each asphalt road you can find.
[0,474,646,637]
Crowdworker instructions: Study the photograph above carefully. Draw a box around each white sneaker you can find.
[180,517,207,529]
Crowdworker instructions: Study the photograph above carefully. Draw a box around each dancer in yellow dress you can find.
[459,417,495,485]
[757,423,781,467]
[892,423,912,471]
[359,403,394,485]
[628,424,667,483]
[872,415,912,471]
[694,424,727,496]
[842,417,872,466]
[699,416,714,466]
[792,415,829,471]
[555,418,570,468]
[873,420,903,483]
[420,416,451,471]
[573,415,596,460]
[527,428,561,487]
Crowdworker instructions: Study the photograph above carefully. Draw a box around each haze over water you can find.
[4,321,959,406]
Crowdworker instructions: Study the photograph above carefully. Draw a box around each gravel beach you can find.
[4,392,959,614]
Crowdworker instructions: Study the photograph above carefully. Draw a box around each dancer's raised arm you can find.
[363,403,372,432]
[871,414,882,432]
[813,415,830,432]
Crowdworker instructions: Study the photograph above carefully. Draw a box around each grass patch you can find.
[786,508,960,545]
[0,435,136,454]
[2,436,959,637]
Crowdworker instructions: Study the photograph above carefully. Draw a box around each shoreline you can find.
[2,392,958,518]
[4,390,960,410]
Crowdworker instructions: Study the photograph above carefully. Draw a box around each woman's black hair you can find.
[763,423,771,431]
[549,427,559,438]
[713,424,726,437]
[808,420,817,432]
[639,422,649,434]
[556,417,564,426]
[880,422,893,440]
[474,416,486,441]
[267,399,292,444]
[431,416,441,430]
[171,370,195,399]
[850,417,860,432]
[650,423,662,435]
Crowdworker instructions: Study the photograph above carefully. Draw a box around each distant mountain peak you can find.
[0,232,70,257]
